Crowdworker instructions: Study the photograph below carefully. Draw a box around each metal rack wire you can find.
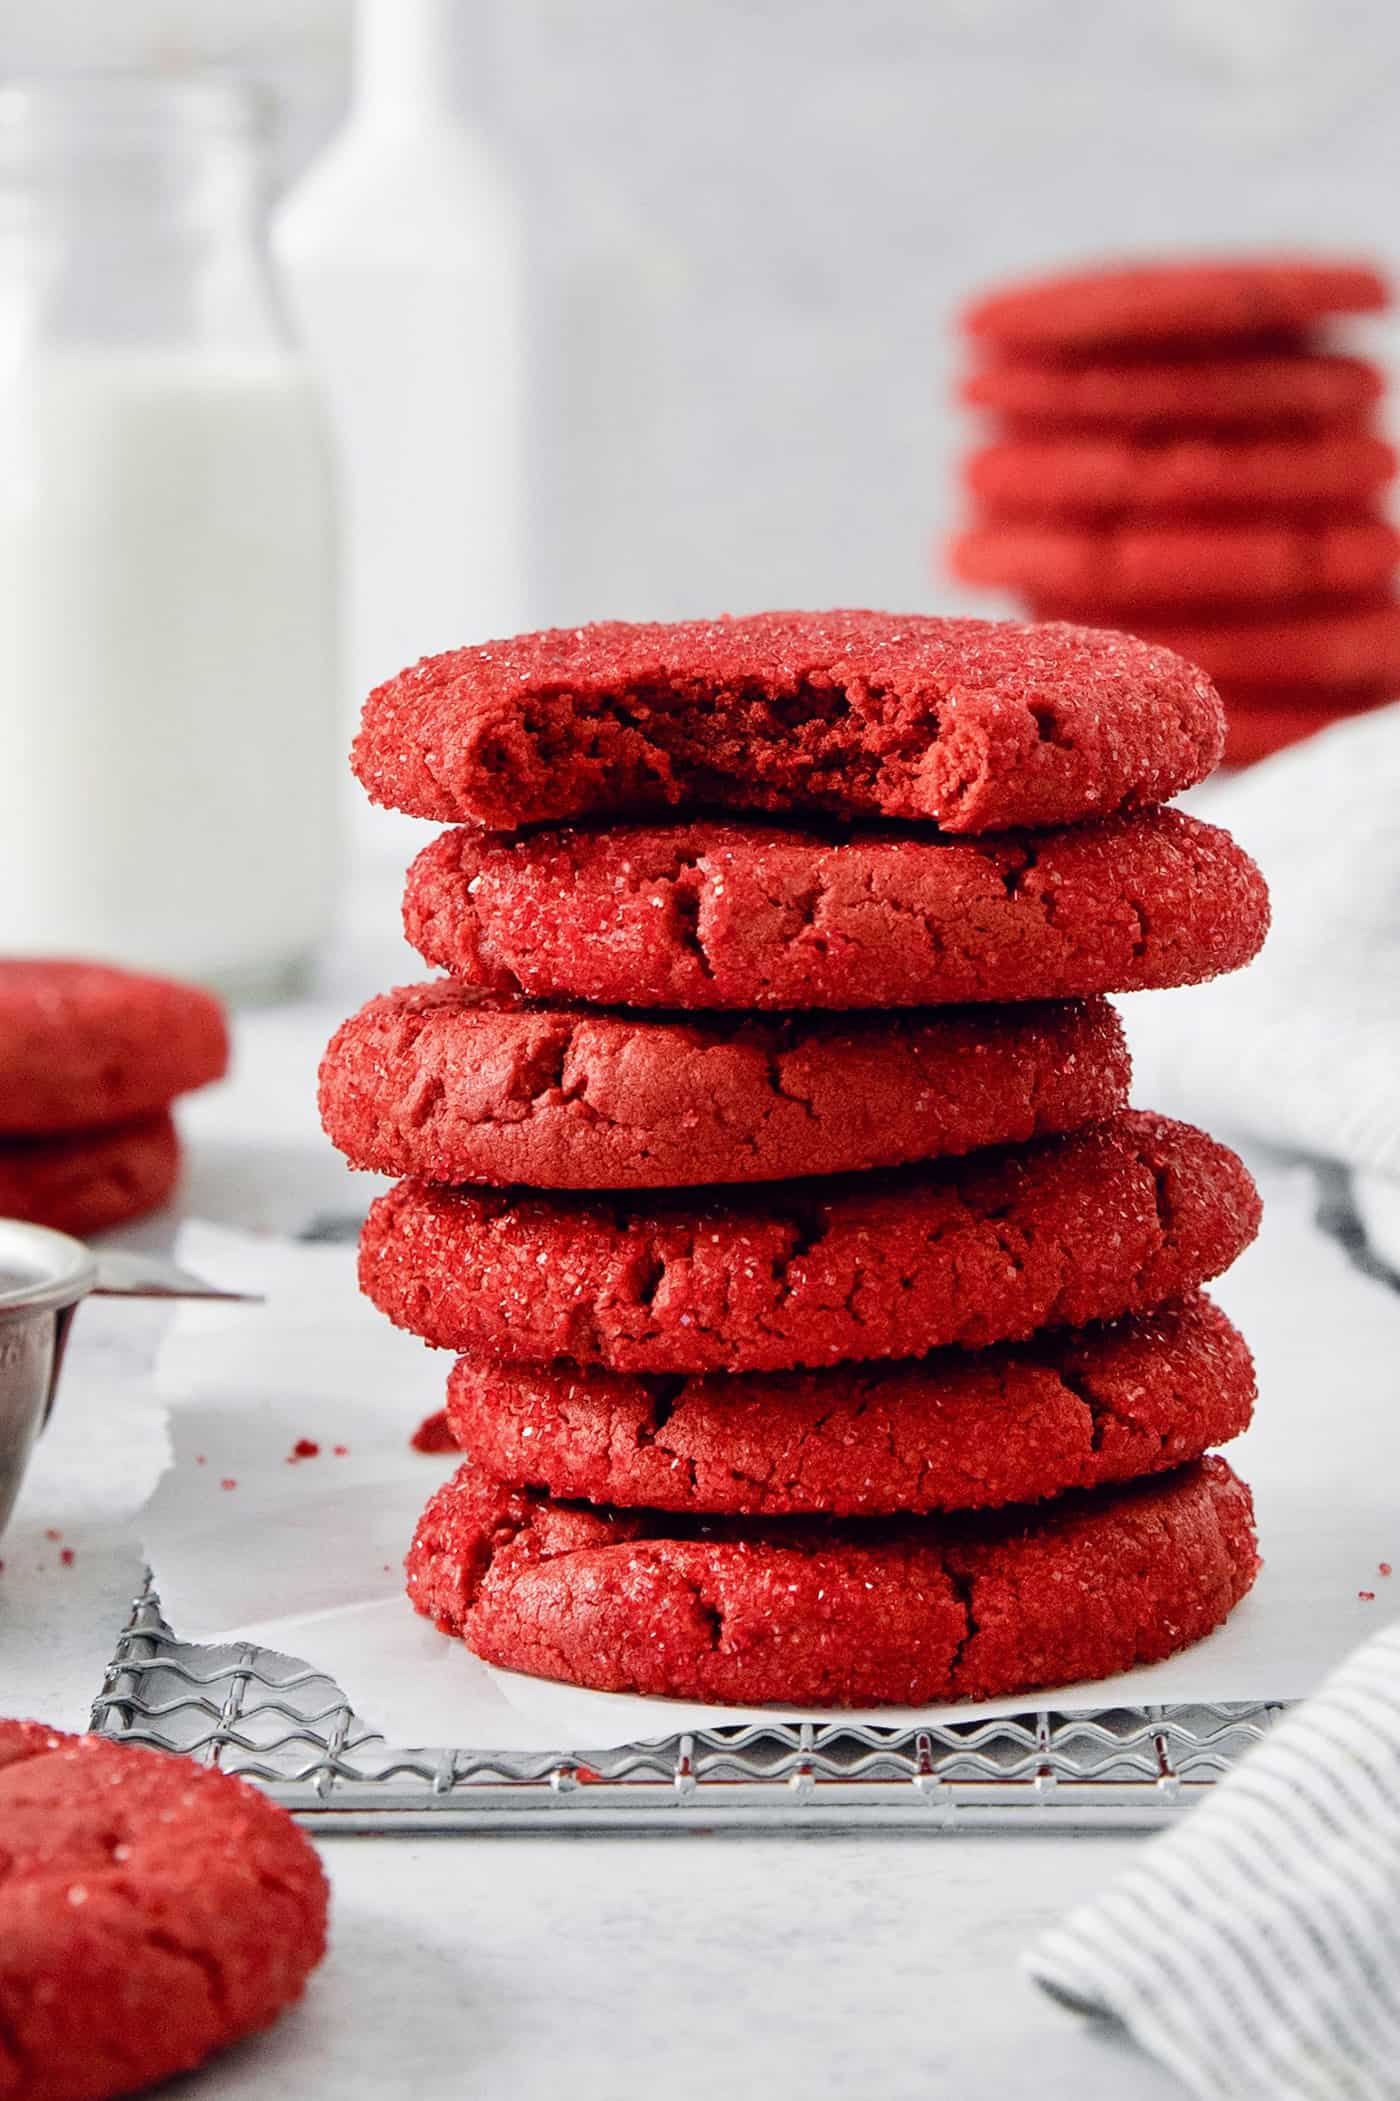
[90,1577,1286,1831]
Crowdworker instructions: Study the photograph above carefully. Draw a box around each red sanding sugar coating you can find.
[960,349,1384,434]
[406,1456,1259,1708]
[358,1111,1261,1375]
[964,431,1396,520]
[445,1293,1254,1517]
[963,255,1388,352]
[0,960,227,1137]
[403,811,1269,1013]
[0,1114,179,1237]
[949,516,1400,611]
[0,1719,327,2101]
[351,610,1224,834]
[1121,599,1400,691]
[319,981,1131,1189]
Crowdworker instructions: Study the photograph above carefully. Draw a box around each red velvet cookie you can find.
[0,1718,328,2101]
[965,432,1395,519]
[403,812,1269,1012]
[0,1114,180,1236]
[961,350,1384,433]
[358,1111,1260,1374]
[963,256,1388,352]
[1124,600,1400,691]
[1221,689,1395,766]
[0,960,227,1137]
[949,516,1400,610]
[351,610,1224,834]
[406,1455,1258,1708]
[320,982,1131,1189]
[445,1293,1253,1517]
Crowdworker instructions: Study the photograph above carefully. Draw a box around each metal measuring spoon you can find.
[0,1219,259,1537]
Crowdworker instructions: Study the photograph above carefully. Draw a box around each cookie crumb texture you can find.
[0,960,227,1137]
[351,610,1223,834]
[403,810,1269,1012]
[406,1457,1258,1707]
[445,1293,1254,1516]
[0,1114,180,1237]
[358,1111,1261,1374]
[319,983,1131,1187]
[0,1720,327,2101]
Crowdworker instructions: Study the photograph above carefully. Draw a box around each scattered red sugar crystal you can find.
[44,1528,61,1542]
[1380,1563,1393,1577]
[1359,1590,1376,1601]
[60,1547,74,1566]
[410,1409,456,1454]
[220,1478,237,1491]
[286,1438,320,1463]
[195,1455,207,1466]
[333,1443,349,1457]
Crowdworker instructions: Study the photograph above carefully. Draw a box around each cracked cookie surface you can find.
[358,1111,1261,1373]
[406,1456,1258,1706]
[319,982,1131,1187]
[0,1719,327,2101]
[403,810,1268,1011]
[443,1293,1253,1516]
[352,609,1223,834]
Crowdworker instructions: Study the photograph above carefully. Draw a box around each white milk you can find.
[0,350,337,993]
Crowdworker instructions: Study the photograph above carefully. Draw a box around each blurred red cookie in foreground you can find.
[0,1718,327,2101]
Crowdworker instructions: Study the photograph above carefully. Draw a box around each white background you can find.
[3,0,1399,626]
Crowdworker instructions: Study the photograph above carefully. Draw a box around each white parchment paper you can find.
[141,1148,1400,1751]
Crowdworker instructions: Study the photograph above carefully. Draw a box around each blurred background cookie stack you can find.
[321,611,1271,1709]
[948,257,1400,767]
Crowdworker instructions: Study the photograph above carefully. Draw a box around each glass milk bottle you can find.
[0,77,337,997]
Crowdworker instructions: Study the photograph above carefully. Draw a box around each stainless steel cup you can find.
[0,1219,98,1537]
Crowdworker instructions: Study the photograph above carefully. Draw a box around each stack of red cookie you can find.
[0,961,227,1236]
[948,255,1400,765]
[322,611,1271,1709]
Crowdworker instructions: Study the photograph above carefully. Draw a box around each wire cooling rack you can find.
[89,1576,1286,1831]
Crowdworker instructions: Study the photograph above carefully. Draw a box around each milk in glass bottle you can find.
[0,77,337,996]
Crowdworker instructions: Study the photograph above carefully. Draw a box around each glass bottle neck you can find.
[0,77,292,357]
[351,0,490,130]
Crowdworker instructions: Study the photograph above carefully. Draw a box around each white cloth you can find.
[1028,1622,1400,2101]
[1124,702,1400,1186]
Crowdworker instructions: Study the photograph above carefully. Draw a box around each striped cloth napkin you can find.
[1028,1620,1400,2101]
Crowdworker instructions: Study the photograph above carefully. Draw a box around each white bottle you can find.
[273,0,526,852]
[0,77,338,997]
